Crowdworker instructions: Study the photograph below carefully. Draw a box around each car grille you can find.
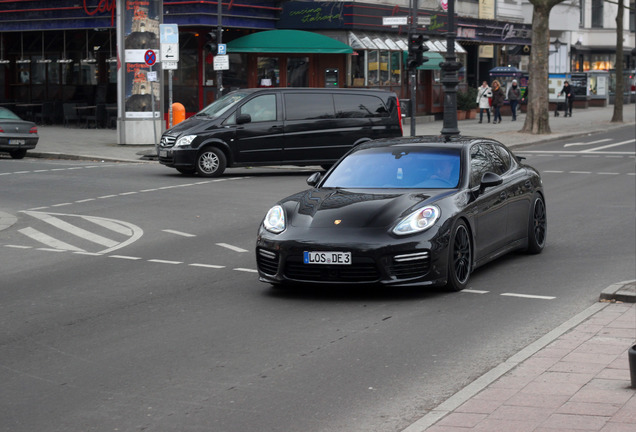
[159,135,176,148]
[389,251,430,279]
[257,248,279,276]
[284,256,379,282]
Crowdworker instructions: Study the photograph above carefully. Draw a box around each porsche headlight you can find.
[263,205,286,234]
[175,135,197,147]
[393,206,440,235]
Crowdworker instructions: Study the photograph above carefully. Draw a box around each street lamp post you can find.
[553,38,562,73]
[440,0,462,137]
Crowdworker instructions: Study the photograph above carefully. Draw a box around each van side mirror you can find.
[306,172,321,187]
[237,114,251,124]
[479,172,503,193]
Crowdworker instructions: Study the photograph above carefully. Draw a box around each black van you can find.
[157,88,403,177]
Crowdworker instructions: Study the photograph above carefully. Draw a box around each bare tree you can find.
[522,0,566,135]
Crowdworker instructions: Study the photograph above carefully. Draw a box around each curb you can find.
[599,279,636,303]
[27,151,157,164]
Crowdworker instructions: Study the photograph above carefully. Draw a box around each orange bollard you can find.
[172,102,185,126]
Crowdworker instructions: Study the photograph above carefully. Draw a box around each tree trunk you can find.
[611,0,624,123]
[522,0,566,134]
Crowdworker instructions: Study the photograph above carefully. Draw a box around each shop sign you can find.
[83,0,117,26]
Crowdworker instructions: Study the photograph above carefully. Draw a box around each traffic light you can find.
[407,33,429,69]
[204,31,218,54]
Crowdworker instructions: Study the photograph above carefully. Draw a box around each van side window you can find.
[240,94,277,122]
[334,95,388,118]
[285,94,335,120]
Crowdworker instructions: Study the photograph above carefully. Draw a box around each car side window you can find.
[469,144,494,188]
[285,93,335,120]
[239,94,277,123]
[486,143,512,176]
[334,95,388,118]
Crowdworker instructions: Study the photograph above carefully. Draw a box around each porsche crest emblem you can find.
[334,220,342,225]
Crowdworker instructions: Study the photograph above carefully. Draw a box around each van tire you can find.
[196,147,226,177]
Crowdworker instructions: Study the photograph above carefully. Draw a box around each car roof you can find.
[356,135,503,151]
[227,87,396,96]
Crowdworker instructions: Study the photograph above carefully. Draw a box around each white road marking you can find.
[163,229,196,237]
[501,293,556,300]
[582,139,635,153]
[109,255,143,260]
[5,245,32,249]
[18,227,86,252]
[217,243,248,253]
[87,217,134,236]
[461,289,489,294]
[23,211,118,248]
[189,263,225,269]
[147,259,182,265]
[234,268,258,273]
[564,138,612,148]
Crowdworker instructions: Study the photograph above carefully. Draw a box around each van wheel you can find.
[196,147,226,177]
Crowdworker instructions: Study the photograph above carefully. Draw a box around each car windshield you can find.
[322,146,461,189]
[0,107,21,120]
[197,91,250,118]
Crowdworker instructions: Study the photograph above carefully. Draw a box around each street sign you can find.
[147,71,157,82]
[213,55,230,71]
[382,16,408,26]
[160,24,179,44]
[417,16,431,25]
[144,50,156,66]
[162,61,178,70]
[161,43,179,62]
[218,43,227,55]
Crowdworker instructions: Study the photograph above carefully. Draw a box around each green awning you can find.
[402,51,445,70]
[227,30,353,54]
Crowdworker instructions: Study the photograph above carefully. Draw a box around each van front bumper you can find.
[157,147,197,169]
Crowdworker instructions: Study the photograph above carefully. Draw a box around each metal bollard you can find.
[629,345,636,389]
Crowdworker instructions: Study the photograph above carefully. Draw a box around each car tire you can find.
[526,194,547,254]
[176,167,196,175]
[446,220,472,292]
[196,147,226,177]
[10,149,27,159]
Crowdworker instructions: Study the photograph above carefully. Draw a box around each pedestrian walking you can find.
[558,80,575,117]
[476,81,492,123]
[491,80,504,124]
[507,79,521,121]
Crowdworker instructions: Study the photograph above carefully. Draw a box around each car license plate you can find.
[304,251,351,265]
[159,150,168,157]
[9,139,25,145]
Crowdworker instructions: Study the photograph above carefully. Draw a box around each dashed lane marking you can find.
[217,243,249,253]
[163,229,196,237]
[501,293,556,300]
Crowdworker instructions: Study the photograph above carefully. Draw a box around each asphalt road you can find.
[0,126,634,432]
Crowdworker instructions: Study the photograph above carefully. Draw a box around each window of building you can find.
[591,0,603,28]
[390,51,401,85]
[257,56,279,87]
[368,50,379,86]
[287,57,309,87]
[351,50,366,86]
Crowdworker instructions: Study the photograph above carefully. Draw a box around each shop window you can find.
[351,50,365,86]
[368,50,379,86]
[379,51,389,85]
[390,51,401,85]
[32,59,46,85]
[224,54,247,90]
[257,57,279,87]
[287,57,309,87]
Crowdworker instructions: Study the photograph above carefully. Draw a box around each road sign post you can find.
[160,24,179,128]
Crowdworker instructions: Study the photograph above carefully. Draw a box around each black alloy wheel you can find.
[526,194,547,254]
[446,220,472,292]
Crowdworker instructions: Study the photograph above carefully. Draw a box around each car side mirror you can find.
[306,172,321,187]
[479,172,503,193]
[236,114,251,125]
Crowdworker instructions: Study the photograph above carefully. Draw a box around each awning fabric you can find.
[227,30,353,54]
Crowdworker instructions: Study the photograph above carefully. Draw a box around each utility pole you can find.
[440,0,462,137]
[216,0,224,98]
[408,0,418,137]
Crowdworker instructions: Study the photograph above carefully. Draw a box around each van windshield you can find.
[197,92,250,119]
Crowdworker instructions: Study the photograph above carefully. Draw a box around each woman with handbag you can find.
[491,80,505,124]
[476,81,492,123]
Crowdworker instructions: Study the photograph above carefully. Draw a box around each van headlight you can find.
[175,135,197,147]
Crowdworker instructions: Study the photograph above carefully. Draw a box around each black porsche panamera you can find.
[256,136,546,291]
